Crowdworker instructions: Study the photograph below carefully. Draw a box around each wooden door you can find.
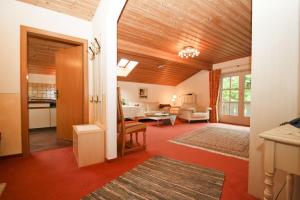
[56,46,83,140]
[218,71,251,126]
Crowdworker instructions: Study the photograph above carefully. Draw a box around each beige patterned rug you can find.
[83,156,224,200]
[170,124,249,160]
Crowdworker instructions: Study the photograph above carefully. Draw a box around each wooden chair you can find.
[117,87,147,156]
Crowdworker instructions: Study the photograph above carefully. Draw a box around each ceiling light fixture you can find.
[178,46,200,58]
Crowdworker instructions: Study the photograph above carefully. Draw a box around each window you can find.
[219,72,251,125]
[244,74,251,117]
[117,58,139,77]
[221,76,239,116]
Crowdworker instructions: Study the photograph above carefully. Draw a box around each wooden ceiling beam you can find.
[118,40,212,70]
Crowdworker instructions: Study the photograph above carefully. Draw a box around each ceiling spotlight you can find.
[158,64,167,69]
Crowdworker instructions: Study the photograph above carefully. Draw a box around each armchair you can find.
[179,104,211,123]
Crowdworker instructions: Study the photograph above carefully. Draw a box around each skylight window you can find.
[117,59,129,68]
[126,61,138,69]
[117,58,139,77]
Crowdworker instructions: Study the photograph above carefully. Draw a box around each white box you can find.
[73,124,105,167]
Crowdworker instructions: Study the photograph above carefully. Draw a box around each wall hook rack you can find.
[89,46,95,60]
[88,37,101,60]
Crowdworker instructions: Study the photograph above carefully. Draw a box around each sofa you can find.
[179,103,211,123]
[123,102,171,119]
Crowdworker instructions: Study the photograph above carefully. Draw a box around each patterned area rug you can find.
[170,124,249,159]
[83,156,224,200]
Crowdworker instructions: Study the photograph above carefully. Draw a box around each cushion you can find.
[181,103,197,109]
[192,112,208,118]
[146,102,160,111]
[196,106,207,112]
[125,122,146,134]
[181,107,196,112]
[136,103,148,111]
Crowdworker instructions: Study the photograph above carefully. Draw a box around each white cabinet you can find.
[50,108,56,127]
[259,125,300,200]
[29,108,51,129]
[29,107,57,129]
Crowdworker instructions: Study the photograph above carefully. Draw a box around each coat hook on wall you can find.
[88,37,101,60]
[89,46,95,60]
[93,37,101,54]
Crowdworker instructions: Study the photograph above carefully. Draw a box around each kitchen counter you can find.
[28,99,56,108]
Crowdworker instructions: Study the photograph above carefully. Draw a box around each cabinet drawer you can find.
[275,143,300,175]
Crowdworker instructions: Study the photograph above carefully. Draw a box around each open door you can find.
[56,46,83,140]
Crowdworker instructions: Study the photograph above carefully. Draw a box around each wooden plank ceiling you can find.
[18,0,100,20]
[118,0,252,86]
[28,36,75,75]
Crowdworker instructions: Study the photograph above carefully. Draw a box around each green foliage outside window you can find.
[244,74,251,89]
[230,76,239,89]
[222,77,230,89]
[244,89,251,102]
[230,90,239,102]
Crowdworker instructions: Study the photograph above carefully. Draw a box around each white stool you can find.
[73,124,105,167]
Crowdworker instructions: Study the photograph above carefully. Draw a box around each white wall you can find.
[0,0,92,94]
[118,81,176,104]
[92,0,127,160]
[175,57,251,107]
[28,74,56,84]
[0,0,93,156]
[249,0,300,199]
[176,70,210,106]
[213,56,251,74]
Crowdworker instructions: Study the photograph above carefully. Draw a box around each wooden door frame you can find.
[20,25,89,156]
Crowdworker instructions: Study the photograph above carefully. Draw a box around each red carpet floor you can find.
[0,122,257,200]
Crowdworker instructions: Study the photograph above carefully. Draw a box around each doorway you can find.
[218,71,251,126]
[21,26,89,156]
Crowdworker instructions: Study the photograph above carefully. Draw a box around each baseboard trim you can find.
[0,153,23,160]
[105,157,118,163]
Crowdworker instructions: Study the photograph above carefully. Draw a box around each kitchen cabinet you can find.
[29,105,56,129]
[50,108,56,127]
[29,108,50,129]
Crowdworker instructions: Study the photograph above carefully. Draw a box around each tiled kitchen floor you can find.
[29,128,72,152]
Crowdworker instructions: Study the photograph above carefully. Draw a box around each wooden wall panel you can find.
[18,0,100,20]
[27,36,75,75]
[0,94,22,156]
